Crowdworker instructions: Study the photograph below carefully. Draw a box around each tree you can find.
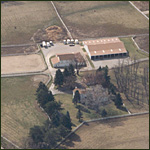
[29,126,44,144]
[63,75,76,90]
[57,125,69,138]
[73,90,81,103]
[101,109,107,117]
[63,67,70,78]
[45,101,62,117]
[115,93,123,108]
[36,89,54,107]
[68,64,75,76]
[61,111,72,130]
[76,108,83,122]
[36,82,48,93]
[54,69,64,87]
[97,66,102,72]
[51,110,61,127]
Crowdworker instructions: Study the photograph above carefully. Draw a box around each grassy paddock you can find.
[1,1,61,45]
[120,37,149,59]
[1,76,48,147]
[54,1,149,38]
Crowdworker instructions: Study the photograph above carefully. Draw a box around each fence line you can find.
[129,1,149,20]
[54,111,149,149]
[131,37,149,54]
[1,136,21,149]
[51,1,73,39]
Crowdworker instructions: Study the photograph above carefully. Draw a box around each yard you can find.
[1,1,62,45]
[59,113,149,149]
[54,1,149,39]
[54,93,127,128]
[1,75,49,147]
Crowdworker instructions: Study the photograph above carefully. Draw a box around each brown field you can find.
[1,1,62,45]
[54,1,149,39]
[1,75,49,147]
[59,114,149,149]
[1,54,46,74]
[1,45,38,55]
[132,1,149,11]
[134,35,149,53]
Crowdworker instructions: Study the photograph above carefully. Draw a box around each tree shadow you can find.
[59,133,81,149]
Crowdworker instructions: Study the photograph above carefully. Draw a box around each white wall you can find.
[84,45,91,59]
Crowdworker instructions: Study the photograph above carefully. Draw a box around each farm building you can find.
[83,37,127,60]
[51,52,86,68]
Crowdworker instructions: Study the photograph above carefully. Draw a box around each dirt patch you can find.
[1,54,46,74]
[59,114,149,149]
[134,35,149,53]
[1,45,37,55]
[33,25,68,43]
[132,1,149,11]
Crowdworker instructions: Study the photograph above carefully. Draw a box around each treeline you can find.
[26,82,72,149]
[113,58,149,105]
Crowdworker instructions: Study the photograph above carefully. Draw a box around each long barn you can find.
[83,37,127,60]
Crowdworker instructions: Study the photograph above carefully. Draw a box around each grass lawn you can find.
[1,76,48,147]
[54,1,149,39]
[86,55,95,68]
[120,37,149,59]
[49,55,56,68]
[55,94,127,128]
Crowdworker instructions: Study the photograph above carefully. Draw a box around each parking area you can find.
[92,56,130,69]
[1,54,46,74]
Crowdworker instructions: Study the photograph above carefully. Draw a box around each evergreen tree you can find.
[57,125,69,138]
[115,93,123,108]
[45,101,62,117]
[97,66,102,72]
[76,108,83,122]
[74,90,81,103]
[54,69,64,87]
[51,110,60,127]
[61,111,72,130]
[63,67,70,77]
[29,126,44,144]
[68,64,75,76]
[101,109,107,117]
[36,82,48,93]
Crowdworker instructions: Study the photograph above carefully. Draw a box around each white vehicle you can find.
[47,42,50,47]
[50,41,54,46]
[71,39,74,44]
[42,41,46,47]
[63,40,67,45]
[75,39,79,44]
[67,39,71,44]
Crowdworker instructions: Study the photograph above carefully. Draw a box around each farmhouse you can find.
[83,37,127,60]
[51,52,86,68]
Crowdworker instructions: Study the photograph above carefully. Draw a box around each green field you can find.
[120,37,149,59]
[1,76,48,147]
[55,94,127,128]
[1,1,61,45]
[54,1,149,39]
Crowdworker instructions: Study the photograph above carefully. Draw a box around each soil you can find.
[132,1,149,11]
[33,25,68,43]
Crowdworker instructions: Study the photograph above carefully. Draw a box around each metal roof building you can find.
[83,37,127,60]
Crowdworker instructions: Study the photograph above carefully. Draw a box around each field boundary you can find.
[1,136,21,149]
[129,1,149,20]
[51,1,73,39]
[54,111,149,149]
[131,37,149,54]
[1,45,40,57]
